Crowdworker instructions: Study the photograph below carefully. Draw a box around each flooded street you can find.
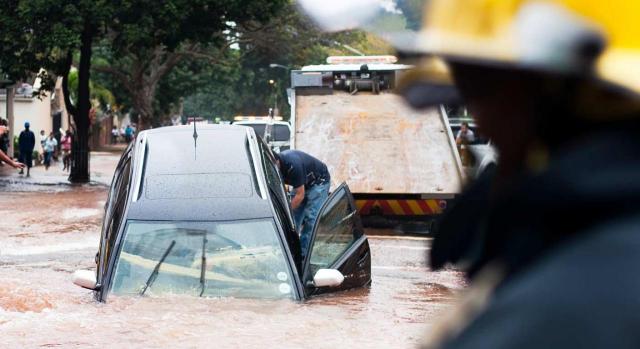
[0,154,465,348]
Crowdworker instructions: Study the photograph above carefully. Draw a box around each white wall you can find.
[0,94,53,139]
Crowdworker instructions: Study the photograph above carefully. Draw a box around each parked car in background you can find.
[73,124,371,301]
[234,117,292,153]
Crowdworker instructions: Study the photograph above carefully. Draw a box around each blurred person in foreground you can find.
[302,0,640,348]
[0,125,24,170]
[405,1,640,348]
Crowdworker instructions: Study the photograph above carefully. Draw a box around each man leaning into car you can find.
[274,150,330,259]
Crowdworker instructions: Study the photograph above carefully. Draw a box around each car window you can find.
[110,219,296,299]
[246,124,266,138]
[307,186,360,276]
[273,124,290,142]
[101,149,130,235]
[271,197,303,274]
[102,158,131,268]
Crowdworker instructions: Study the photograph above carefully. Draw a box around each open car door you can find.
[303,183,371,297]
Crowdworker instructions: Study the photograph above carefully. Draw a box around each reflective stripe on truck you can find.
[356,199,448,216]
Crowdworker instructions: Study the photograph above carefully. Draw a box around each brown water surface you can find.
[0,188,464,348]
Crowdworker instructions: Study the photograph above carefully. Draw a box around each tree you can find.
[183,2,380,120]
[0,0,111,183]
[94,0,287,130]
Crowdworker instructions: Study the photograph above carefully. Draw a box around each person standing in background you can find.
[39,129,47,164]
[61,129,73,172]
[18,122,36,176]
[43,131,57,171]
[111,126,119,144]
[124,124,134,143]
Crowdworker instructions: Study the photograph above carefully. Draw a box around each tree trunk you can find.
[134,85,155,131]
[69,20,93,183]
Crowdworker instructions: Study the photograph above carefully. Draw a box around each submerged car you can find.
[73,125,371,301]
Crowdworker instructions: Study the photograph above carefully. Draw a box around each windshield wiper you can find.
[199,232,207,297]
[140,240,176,296]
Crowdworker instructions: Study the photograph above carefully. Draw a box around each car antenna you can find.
[193,117,198,160]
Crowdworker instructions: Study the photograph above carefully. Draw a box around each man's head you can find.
[460,122,470,133]
[24,121,30,130]
[40,130,44,135]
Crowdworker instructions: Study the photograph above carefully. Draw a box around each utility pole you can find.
[269,64,293,116]
[268,79,278,116]
[274,88,279,116]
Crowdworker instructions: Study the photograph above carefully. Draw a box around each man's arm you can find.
[0,150,24,169]
[291,185,305,210]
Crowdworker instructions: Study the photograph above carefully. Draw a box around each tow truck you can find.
[288,56,464,231]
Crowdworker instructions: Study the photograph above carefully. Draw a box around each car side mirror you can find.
[313,269,345,287]
[72,270,99,290]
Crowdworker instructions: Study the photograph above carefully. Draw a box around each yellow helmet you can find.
[413,0,640,98]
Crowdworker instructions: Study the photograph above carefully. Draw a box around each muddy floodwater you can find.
[0,185,464,348]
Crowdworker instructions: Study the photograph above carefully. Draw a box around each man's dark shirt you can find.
[278,150,330,189]
[18,129,35,153]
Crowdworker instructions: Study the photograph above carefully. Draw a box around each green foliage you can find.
[90,0,287,128]
[67,69,115,108]
[0,0,110,93]
[2,0,397,130]
[182,2,379,121]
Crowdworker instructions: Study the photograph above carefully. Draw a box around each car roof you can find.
[124,124,274,222]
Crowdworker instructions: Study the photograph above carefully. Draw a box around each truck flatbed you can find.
[293,91,463,197]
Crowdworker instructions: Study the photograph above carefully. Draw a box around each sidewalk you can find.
[0,148,124,190]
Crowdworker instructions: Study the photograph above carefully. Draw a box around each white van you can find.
[234,119,292,153]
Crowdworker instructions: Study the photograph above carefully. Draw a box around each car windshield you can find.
[111,219,296,299]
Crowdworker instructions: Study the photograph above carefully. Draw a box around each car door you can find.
[96,148,132,296]
[303,183,371,297]
[257,137,303,275]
